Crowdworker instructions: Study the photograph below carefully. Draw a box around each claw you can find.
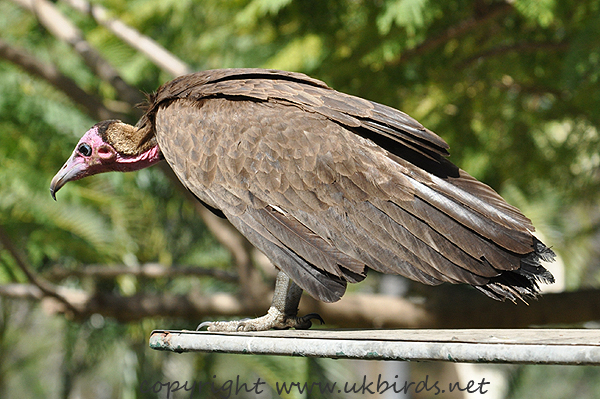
[197,318,252,331]
[303,313,325,325]
[196,321,212,331]
[195,311,325,332]
[285,313,325,330]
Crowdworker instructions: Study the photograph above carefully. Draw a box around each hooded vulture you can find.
[51,68,555,331]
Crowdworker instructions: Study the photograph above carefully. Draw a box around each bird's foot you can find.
[197,306,324,332]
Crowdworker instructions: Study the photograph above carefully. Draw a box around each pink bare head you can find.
[50,120,162,200]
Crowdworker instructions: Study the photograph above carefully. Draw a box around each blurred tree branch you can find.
[459,41,571,68]
[11,0,144,107]
[61,0,192,77]
[389,1,514,66]
[1,282,599,329]
[0,227,80,316]
[0,38,122,120]
[44,263,238,283]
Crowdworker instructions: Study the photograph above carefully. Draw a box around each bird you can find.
[50,68,555,331]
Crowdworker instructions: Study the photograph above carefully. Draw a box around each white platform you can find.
[149,329,600,365]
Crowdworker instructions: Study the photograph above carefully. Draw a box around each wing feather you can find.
[225,208,349,303]
[291,207,446,286]
[151,71,555,303]
[253,205,366,280]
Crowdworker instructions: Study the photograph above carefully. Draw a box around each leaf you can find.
[263,34,323,71]
[513,0,556,27]
[377,0,429,35]
[236,0,293,27]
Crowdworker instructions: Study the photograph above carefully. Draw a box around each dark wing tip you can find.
[477,237,556,303]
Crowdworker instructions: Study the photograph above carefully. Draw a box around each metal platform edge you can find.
[148,329,600,365]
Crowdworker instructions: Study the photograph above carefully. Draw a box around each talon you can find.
[196,321,212,331]
[291,312,325,329]
[303,313,325,325]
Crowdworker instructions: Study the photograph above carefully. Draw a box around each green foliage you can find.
[507,364,600,399]
[377,0,431,35]
[2,0,600,397]
[513,0,556,26]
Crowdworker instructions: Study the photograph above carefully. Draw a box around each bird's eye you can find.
[78,143,92,157]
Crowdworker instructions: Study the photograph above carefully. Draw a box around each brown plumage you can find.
[51,68,555,329]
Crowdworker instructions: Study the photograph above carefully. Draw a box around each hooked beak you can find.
[50,153,87,200]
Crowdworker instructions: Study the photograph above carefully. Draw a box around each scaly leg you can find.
[197,271,324,332]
